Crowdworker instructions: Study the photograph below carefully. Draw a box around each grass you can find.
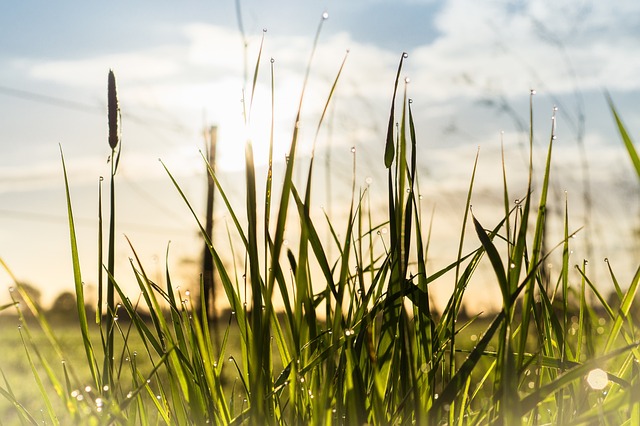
[1,30,640,424]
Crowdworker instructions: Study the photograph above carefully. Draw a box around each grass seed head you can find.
[108,69,119,149]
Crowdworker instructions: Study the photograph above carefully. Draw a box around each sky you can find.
[0,0,639,311]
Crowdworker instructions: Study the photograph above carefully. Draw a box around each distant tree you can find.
[50,291,76,313]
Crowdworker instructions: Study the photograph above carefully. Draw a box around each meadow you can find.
[1,30,640,426]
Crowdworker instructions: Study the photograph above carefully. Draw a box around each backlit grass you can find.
[1,27,640,425]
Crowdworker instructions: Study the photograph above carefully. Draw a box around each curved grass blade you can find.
[606,92,640,180]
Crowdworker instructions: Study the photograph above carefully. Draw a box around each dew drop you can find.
[408,98,413,104]
[365,176,373,185]
[402,52,409,58]
[270,58,275,64]
[350,146,356,153]
[530,89,537,95]
[263,28,267,33]
[322,11,329,20]
[404,77,411,84]
[8,286,14,293]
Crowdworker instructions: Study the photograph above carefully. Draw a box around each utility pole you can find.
[203,126,217,325]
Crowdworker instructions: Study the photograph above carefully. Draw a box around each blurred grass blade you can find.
[606,92,640,180]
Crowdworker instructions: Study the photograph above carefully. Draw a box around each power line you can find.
[0,208,190,234]
[0,84,101,113]
[0,84,190,134]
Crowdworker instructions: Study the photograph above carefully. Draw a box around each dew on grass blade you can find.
[322,11,329,19]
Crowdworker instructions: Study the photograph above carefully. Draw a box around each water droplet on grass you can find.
[322,11,329,19]
[350,146,356,153]
[530,89,537,95]
[402,52,408,58]
[404,77,411,84]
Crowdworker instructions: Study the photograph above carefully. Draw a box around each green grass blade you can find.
[606,92,640,180]
[59,147,100,387]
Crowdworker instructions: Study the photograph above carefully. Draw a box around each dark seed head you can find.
[108,70,119,149]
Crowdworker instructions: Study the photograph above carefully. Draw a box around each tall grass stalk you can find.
[104,69,121,392]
